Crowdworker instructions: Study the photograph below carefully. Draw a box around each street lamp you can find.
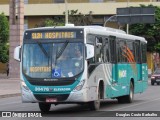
[103,15,117,27]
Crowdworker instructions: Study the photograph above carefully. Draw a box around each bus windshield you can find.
[23,42,84,79]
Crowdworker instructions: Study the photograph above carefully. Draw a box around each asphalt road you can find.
[0,80,160,120]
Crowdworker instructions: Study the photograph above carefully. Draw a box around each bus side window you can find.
[126,41,136,63]
[118,40,127,63]
[87,34,95,45]
[87,34,95,65]
[103,38,109,63]
[95,37,103,63]
[135,40,141,63]
[109,36,117,63]
[141,43,147,63]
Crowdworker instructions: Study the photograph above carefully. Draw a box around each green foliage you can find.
[35,18,65,27]
[129,5,160,52]
[0,13,9,63]
[67,10,93,25]
[36,10,93,27]
[155,43,160,53]
[0,43,9,63]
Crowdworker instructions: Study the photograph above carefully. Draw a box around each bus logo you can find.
[119,70,127,78]
[52,69,61,78]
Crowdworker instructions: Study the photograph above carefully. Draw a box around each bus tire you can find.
[125,82,134,103]
[89,87,100,110]
[118,82,134,103]
[39,103,51,113]
[151,81,154,85]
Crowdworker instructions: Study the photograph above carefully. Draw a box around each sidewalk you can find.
[0,74,21,98]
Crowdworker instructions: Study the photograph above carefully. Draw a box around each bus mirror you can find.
[14,46,21,61]
[86,44,94,59]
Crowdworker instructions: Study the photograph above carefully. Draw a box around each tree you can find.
[0,13,9,63]
[36,10,93,27]
[35,17,65,27]
[129,5,160,52]
[67,10,93,25]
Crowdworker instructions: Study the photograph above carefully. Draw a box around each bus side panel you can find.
[109,64,129,98]
[134,63,148,94]
[142,63,148,92]
[134,64,143,94]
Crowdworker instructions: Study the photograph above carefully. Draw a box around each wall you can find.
[0,0,9,4]
[147,52,154,75]
[28,16,52,28]
[0,63,7,73]
[27,0,151,3]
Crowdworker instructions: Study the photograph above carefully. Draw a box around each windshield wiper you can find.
[36,41,49,58]
[56,40,69,59]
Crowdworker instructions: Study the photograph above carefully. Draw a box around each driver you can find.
[57,49,72,77]
[74,47,83,60]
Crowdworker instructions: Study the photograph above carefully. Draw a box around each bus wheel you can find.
[151,81,154,85]
[89,87,100,110]
[118,82,134,103]
[125,82,134,103]
[39,103,51,113]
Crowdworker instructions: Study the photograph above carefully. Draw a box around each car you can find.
[151,68,160,85]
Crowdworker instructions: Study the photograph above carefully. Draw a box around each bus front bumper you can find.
[21,86,97,103]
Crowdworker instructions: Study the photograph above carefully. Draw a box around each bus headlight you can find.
[73,80,85,92]
[21,81,30,91]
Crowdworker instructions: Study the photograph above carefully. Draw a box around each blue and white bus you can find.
[14,25,148,112]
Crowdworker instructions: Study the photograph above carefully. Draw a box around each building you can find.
[0,0,159,74]
[0,0,160,29]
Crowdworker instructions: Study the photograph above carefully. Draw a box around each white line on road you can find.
[0,101,20,106]
[109,97,160,111]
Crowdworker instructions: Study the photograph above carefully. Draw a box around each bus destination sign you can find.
[31,32,76,39]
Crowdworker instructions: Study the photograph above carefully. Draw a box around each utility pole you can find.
[126,0,130,34]
[65,0,68,24]
[9,0,24,78]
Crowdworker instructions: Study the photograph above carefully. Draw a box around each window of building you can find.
[15,0,28,4]
[24,0,28,4]
[89,0,104,3]
[54,0,64,3]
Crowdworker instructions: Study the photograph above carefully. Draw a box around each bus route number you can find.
[32,33,42,39]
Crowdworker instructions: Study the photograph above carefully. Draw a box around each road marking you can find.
[0,101,20,106]
[109,97,160,111]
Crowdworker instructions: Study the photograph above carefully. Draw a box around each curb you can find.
[0,93,21,99]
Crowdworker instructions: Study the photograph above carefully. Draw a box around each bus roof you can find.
[26,25,147,43]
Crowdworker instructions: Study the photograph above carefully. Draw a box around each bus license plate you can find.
[46,98,57,103]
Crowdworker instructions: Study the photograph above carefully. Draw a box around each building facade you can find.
[0,0,159,75]
[0,0,160,29]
